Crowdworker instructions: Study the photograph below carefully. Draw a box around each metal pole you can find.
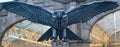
[113,13,117,47]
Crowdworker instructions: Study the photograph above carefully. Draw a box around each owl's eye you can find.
[62,12,65,15]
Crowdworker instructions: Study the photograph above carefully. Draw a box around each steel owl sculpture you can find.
[0,1,119,41]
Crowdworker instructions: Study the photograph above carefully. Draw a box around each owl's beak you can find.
[52,15,56,18]
[63,15,67,18]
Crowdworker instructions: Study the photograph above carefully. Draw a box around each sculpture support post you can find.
[51,41,57,47]
[51,41,69,47]
[51,41,90,47]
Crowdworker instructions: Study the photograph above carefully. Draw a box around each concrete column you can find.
[77,23,91,47]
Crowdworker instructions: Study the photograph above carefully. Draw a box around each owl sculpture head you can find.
[53,10,67,19]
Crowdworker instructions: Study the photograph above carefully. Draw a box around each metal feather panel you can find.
[66,1,119,26]
[0,2,55,27]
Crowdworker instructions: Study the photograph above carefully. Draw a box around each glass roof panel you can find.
[96,10,120,35]
[16,20,32,28]
[27,24,40,31]
[16,20,50,33]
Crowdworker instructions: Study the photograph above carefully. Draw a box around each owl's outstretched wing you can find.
[66,1,119,26]
[0,2,54,27]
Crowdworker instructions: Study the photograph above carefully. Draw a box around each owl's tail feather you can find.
[37,28,81,41]
[64,28,81,40]
[37,28,53,41]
